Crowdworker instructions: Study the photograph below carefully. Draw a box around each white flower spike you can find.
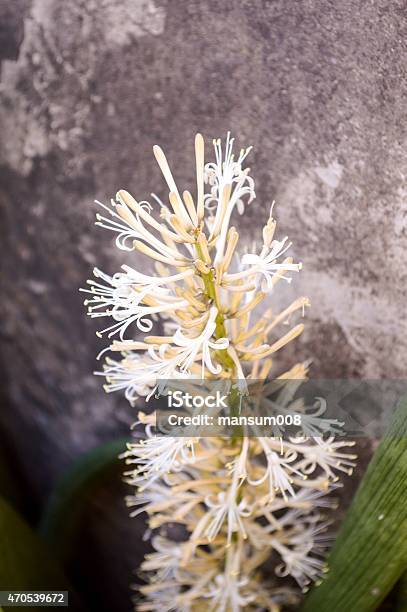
[82,133,355,611]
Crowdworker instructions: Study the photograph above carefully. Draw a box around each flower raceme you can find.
[82,133,356,611]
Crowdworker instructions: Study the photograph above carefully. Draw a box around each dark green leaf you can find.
[302,397,407,612]
[39,438,128,563]
[396,573,407,612]
[0,450,23,511]
[0,496,69,604]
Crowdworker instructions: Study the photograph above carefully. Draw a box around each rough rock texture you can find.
[0,0,406,609]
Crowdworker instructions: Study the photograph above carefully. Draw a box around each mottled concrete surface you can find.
[0,0,406,608]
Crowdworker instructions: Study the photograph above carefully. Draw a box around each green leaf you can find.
[302,397,407,612]
[0,450,23,511]
[39,438,128,562]
[396,573,407,612]
[0,496,69,592]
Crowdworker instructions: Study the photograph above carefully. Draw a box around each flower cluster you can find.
[82,133,356,611]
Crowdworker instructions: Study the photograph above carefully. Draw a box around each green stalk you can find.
[194,242,234,371]
[194,242,241,442]
[302,397,407,612]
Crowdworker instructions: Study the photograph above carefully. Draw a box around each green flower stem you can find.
[302,397,407,612]
[195,241,235,371]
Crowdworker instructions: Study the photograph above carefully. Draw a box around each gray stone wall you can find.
[1,0,406,504]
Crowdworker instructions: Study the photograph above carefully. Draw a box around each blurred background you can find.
[0,1,406,610]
